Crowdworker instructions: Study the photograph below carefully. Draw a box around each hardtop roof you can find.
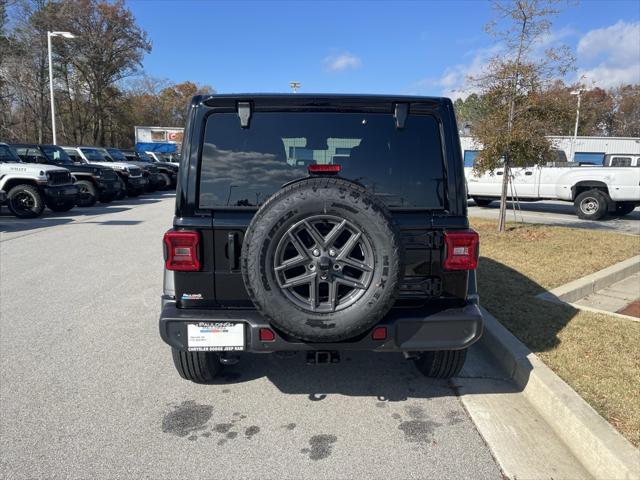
[199,93,449,110]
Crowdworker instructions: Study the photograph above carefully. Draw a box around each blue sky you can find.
[128,0,640,97]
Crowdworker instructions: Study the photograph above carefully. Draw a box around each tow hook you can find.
[219,352,240,365]
[306,350,340,365]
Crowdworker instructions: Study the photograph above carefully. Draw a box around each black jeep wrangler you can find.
[160,94,482,382]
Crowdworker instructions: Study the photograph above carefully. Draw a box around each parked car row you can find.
[0,143,179,218]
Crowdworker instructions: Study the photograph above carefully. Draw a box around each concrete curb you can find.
[566,302,640,323]
[536,255,640,304]
[479,307,640,480]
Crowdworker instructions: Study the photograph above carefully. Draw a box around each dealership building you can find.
[460,135,640,167]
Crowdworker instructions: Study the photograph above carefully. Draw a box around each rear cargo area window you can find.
[199,112,446,209]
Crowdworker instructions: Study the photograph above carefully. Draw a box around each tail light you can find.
[443,230,479,270]
[308,164,341,174]
[164,230,201,271]
[259,328,276,342]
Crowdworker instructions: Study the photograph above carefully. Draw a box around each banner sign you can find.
[134,126,184,145]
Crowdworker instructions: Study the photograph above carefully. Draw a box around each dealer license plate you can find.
[187,322,245,352]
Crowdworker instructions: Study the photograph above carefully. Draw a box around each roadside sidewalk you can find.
[575,272,640,318]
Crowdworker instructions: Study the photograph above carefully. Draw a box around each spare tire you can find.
[241,177,402,342]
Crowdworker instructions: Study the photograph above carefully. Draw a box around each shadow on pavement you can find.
[205,350,464,400]
[468,199,640,222]
[0,191,175,234]
[191,257,576,398]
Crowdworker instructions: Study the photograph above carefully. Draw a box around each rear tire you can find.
[116,181,127,200]
[574,189,608,220]
[171,349,221,383]
[472,197,493,207]
[75,180,98,207]
[127,189,140,198]
[7,184,45,218]
[612,202,636,216]
[414,349,467,379]
[159,172,171,190]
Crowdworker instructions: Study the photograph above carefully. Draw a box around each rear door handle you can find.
[525,171,533,176]
[228,233,237,271]
[496,171,504,175]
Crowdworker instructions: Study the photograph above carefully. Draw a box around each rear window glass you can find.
[80,148,107,161]
[41,145,74,164]
[0,145,20,162]
[199,112,445,209]
[463,150,479,167]
[574,152,604,165]
[609,156,636,167]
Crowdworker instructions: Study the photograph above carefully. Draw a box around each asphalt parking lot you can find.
[0,193,502,479]
[468,199,640,235]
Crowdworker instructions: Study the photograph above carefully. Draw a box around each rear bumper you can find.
[159,301,483,353]
[42,184,79,204]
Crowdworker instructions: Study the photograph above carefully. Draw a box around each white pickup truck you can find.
[466,163,640,220]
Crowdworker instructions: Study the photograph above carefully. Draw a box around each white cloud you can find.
[407,45,501,100]
[575,21,640,88]
[324,52,362,72]
[409,20,640,99]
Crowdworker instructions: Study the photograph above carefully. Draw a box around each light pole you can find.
[47,31,76,145]
[569,75,587,163]
[289,81,301,93]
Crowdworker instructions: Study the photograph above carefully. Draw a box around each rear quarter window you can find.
[198,111,446,209]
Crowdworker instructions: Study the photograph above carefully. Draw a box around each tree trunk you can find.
[498,163,510,232]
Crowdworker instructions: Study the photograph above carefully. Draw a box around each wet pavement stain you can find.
[284,423,297,431]
[447,410,464,426]
[405,405,426,420]
[162,401,213,438]
[245,426,260,439]
[213,423,234,434]
[301,435,338,461]
[226,431,238,439]
[376,402,388,408]
[391,413,402,420]
[398,420,441,444]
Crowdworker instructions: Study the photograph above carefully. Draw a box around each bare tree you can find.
[57,0,151,145]
[468,0,575,231]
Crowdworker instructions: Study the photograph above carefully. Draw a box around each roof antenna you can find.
[289,81,301,93]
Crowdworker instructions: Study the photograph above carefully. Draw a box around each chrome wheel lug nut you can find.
[308,264,316,271]
[320,273,328,280]
[328,248,336,257]
[312,248,320,257]
[333,263,341,271]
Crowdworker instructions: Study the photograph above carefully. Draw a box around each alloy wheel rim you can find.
[273,215,374,313]
[580,197,599,215]
[13,191,35,211]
